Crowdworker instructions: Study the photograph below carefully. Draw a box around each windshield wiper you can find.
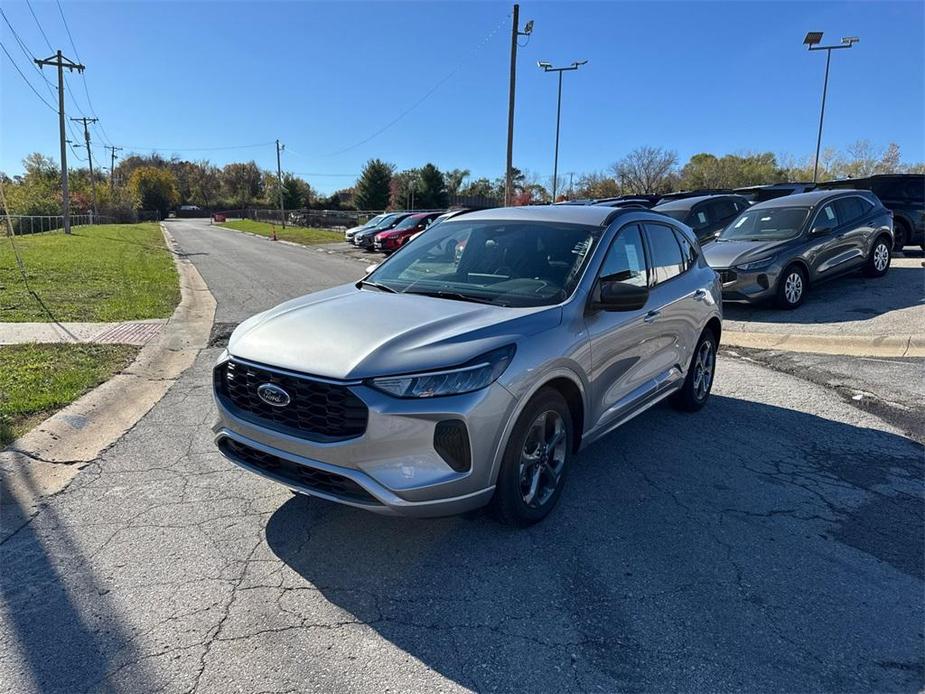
[358,280,398,293]
[405,289,506,306]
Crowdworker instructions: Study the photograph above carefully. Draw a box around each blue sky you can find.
[2,1,923,193]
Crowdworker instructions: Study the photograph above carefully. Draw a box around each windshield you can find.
[364,214,388,227]
[393,214,427,230]
[366,220,598,307]
[720,206,809,241]
[373,214,404,230]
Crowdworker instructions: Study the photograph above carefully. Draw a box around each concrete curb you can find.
[1,224,216,542]
[722,331,925,358]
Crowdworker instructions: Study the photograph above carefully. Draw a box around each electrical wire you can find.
[55,0,114,146]
[319,11,510,157]
[118,141,275,153]
[0,39,56,112]
[0,7,57,100]
[24,0,53,52]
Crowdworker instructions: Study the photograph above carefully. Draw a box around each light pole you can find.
[538,60,587,202]
[803,32,859,183]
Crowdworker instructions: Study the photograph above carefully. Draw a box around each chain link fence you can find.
[2,211,161,236]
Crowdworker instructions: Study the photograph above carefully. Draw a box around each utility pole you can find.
[504,5,533,207]
[35,50,84,234]
[105,145,123,191]
[276,139,285,228]
[72,117,99,218]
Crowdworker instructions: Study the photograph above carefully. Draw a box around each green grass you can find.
[0,223,180,322]
[0,343,139,446]
[220,219,343,246]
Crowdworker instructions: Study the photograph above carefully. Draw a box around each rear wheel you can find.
[864,235,892,278]
[775,264,806,309]
[492,389,572,527]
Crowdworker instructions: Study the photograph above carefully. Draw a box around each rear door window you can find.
[672,228,697,270]
[834,197,866,225]
[643,223,685,285]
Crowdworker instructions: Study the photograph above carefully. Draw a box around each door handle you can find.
[693,289,707,300]
[644,310,661,323]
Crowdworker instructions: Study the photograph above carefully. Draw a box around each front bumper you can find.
[716,266,779,303]
[212,358,516,517]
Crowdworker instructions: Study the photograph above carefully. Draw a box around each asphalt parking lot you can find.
[1,218,922,693]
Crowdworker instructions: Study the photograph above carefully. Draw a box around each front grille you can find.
[219,438,380,505]
[214,359,368,442]
[719,269,738,284]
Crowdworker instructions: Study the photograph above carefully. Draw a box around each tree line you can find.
[2,139,921,218]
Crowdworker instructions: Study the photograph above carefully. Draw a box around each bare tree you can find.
[611,146,678,194]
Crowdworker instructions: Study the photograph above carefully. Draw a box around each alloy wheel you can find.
[692,339,715,401]
[873,242,890,272]
[518,410,567,509]
[784,271,803,305]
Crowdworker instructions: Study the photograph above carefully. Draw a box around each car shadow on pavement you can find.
[0,469,154,692]
[723,267,921,325]
[265,395,924,692]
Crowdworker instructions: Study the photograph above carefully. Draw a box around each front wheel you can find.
[491,389,573,526]
[864,236,892,278]
[673,329,717,412]
[775,264,806,309]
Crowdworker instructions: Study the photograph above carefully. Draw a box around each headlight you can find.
[735,256,776,272]
[368,345,516,398]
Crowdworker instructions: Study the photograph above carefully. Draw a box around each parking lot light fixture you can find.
[538,60,588,202]
[804,31,859,183]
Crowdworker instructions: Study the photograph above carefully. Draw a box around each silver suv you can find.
[213,206,722,525]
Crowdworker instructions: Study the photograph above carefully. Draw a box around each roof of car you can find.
[653,194,745,211]
[749,189,865,209]
[451,204,623,227]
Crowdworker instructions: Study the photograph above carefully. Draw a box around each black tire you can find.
[673,329,717,412]
[774,264,807,309]
[491,388,573,527]
[892,220,909,254]
[864,235,892,278]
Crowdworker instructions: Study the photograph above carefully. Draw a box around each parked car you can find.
[345,213,392,242]
[373,212,443,253]
[652,194,751,244]
[815,174,924,251]
[656,188,733,203]
[702,190,893,309]
[734,182,815,204]
[353,213,412,249]
[213,205,722,525]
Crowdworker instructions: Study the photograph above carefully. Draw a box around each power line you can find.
[319,11,510,157]
[0,7,57,100]
[24,0,53,52]
[55,0,113,146]
[0,40,56,112]
[119,141,275,153]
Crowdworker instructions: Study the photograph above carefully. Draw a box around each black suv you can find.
[652,194,751,244]
[816,175,924,251]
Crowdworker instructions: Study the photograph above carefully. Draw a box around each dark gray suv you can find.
[703,190,893,309]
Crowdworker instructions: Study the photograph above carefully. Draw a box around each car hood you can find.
[702,238,794,269]
[227,284,561,380]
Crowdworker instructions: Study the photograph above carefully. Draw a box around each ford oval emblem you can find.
[257,383,290,407]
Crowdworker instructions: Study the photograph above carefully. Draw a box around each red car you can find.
[373,212,442,252]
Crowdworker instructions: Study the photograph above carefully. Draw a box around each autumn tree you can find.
[611,146,678,194]
[127,166,180,217]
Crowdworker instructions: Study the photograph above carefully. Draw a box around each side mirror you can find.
[811,224,833,236]
[593,279,649,312]
[365,263,379,275]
